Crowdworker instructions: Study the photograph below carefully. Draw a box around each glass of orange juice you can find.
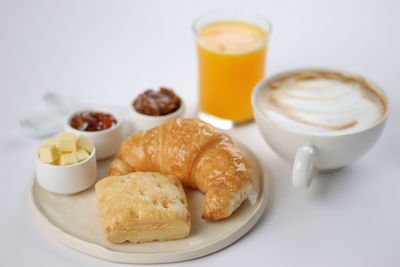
[193,9,272,129]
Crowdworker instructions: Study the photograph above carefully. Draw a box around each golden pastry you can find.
[95,172,191,243]
[109,118,254,220]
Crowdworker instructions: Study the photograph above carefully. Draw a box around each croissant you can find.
[109,118,254,220]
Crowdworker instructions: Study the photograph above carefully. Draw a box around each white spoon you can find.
[19,117,64,138]
[43,92,81,116]
[19,92,76,138]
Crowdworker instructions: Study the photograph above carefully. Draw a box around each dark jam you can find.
[70,111,117,131]
[133,87,181,116]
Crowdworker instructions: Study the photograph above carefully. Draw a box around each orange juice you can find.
[196,20,268,123]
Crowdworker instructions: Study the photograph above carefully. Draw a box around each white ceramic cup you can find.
[36,147,97,194]
[251,68,389,189]
[64,107,123,160]
[129,100,185,132]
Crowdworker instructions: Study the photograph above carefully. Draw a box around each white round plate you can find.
[29,142,269,264]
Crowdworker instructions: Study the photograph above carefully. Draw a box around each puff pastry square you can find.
[95,172,191,243]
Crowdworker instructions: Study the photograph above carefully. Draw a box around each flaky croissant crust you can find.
[109,118,254,220]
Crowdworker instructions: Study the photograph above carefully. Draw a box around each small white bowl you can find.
[64,108,123,160]
[36,147,97,194]
[129,99,185,132]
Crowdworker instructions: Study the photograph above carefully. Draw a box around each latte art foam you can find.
[258,72,386,135]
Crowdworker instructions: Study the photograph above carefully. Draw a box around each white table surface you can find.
[1,0,399,266]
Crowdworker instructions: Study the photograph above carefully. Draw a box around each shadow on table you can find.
[310,165,357,199]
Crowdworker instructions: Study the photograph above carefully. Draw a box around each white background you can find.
[1,0,399,266]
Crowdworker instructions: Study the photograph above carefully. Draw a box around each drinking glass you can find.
[193,9,272,129]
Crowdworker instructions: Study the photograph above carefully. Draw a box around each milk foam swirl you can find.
[258,72,386,135]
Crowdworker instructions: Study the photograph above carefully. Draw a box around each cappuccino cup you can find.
[251,69,389,189]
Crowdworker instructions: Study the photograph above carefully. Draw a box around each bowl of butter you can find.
[36,132,97,194]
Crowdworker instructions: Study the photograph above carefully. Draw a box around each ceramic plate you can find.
[29,141,269,264]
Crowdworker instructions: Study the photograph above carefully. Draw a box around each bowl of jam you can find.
[69,111,118,132]
[130,87,185,131]
[65,108,123,160]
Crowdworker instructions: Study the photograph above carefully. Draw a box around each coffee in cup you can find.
[252,69,389,189]
[257,71,386,135]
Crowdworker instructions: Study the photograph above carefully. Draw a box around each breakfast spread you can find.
[27,9,390,263]
[257,71,386,135]
[95,172,190,243]
[70,111,117,131]
[35,117,254,244]
[38,132,94,165]
[133,87,181,116]
[109,118,254,221]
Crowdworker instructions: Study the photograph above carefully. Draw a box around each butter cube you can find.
[59,132,76,152]
[75,148,89,162]
[43,137,59,149]
[77,135,94,153]
[59,152,78,166]
[50,159,60,166]
[39,145,59,163]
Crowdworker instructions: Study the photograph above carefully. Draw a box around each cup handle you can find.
[292,145,317,189]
